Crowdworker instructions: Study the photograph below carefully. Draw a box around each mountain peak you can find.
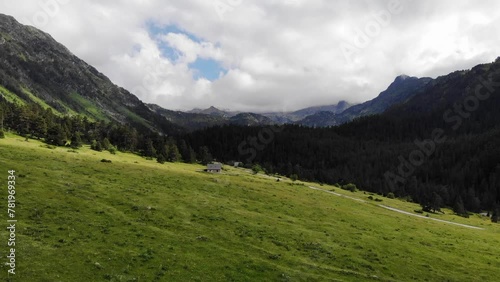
[395,74,411,82]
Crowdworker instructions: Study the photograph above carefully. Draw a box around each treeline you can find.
[0,98,214,165]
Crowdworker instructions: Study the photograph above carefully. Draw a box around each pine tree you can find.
[198,146,213,165]
[430,192,443,213]
[32,116,47,139]
[157,154,166,164]
[46,124,67,146]
[453,196,468,218]
[144,139,156,158]
[0,108,5,139]
[102,138,111,150]
[70,132,83,148]
[187,147,197,163]
[91,140,103,152]
[492,204,499,223]
[167,143,181,162]
[178,139,190,162]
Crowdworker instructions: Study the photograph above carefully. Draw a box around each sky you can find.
[1,0,500,112]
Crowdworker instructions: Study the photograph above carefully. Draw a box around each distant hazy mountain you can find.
[297,75,432,127]
[150,104,273,130]
[262,100,353,123]
[148,104,227,131]
[229,113,273,126]
[291,100,352,118]
[296,111,338,128]
[184,101,354,127]
[188,106,239,118]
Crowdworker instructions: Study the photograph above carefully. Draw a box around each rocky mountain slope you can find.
[0,13,180,134]
[297,75,432,127]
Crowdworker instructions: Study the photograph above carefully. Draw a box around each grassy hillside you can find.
[0,133,499,281]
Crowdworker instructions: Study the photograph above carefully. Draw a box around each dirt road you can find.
[307,186,484,230]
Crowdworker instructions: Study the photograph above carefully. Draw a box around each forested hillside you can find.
[183,59,500,216]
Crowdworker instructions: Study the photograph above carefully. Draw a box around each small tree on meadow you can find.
[492,204,500,223]
[144,139,156,158]
[157,154,166,164]
[198,146,213,165]
[91,140,103,151]
[70,132,83,148]
[102,138,111,150]
[252,164,263,174]
[453,196,468,218]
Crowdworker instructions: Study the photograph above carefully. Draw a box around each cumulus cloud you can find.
[1,0,499,112]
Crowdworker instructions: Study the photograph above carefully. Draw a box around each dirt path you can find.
[377,205,484,230]
[307,186,367,203]
[306,186,484,230]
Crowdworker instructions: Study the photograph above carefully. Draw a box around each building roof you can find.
[207,163,222,170]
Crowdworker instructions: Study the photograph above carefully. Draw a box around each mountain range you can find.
[151,74,432,129]
[0,13,440,133]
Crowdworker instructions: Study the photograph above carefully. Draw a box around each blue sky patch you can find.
[146,21,226,81]
[189,58,227,81]
[147,22,202,43]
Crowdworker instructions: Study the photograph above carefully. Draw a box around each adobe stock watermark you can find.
[130,62,174,101]
[238,125,284,163]
[340,0,403,63]
[21,0,69,28]
[213,0,299,21]
[213,0,244,21]
[385,67,500,191]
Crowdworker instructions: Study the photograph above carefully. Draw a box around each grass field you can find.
[0,133,499,281]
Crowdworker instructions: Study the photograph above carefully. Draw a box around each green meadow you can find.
[0,133,499,281]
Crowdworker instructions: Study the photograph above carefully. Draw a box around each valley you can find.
[1,9,500,282]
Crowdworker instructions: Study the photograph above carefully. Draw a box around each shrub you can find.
[108,146,117,155]
[91,140,103,152]
[157,154,166,164]
[0,130,5,139]
[492,205,499,223]
[290,174,299,181]
[387,192,395,199]
[252,164,263,174]
[342,183,357,192]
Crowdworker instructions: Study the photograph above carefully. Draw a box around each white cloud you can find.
[160,32,224,64]
[1,0,500,112]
